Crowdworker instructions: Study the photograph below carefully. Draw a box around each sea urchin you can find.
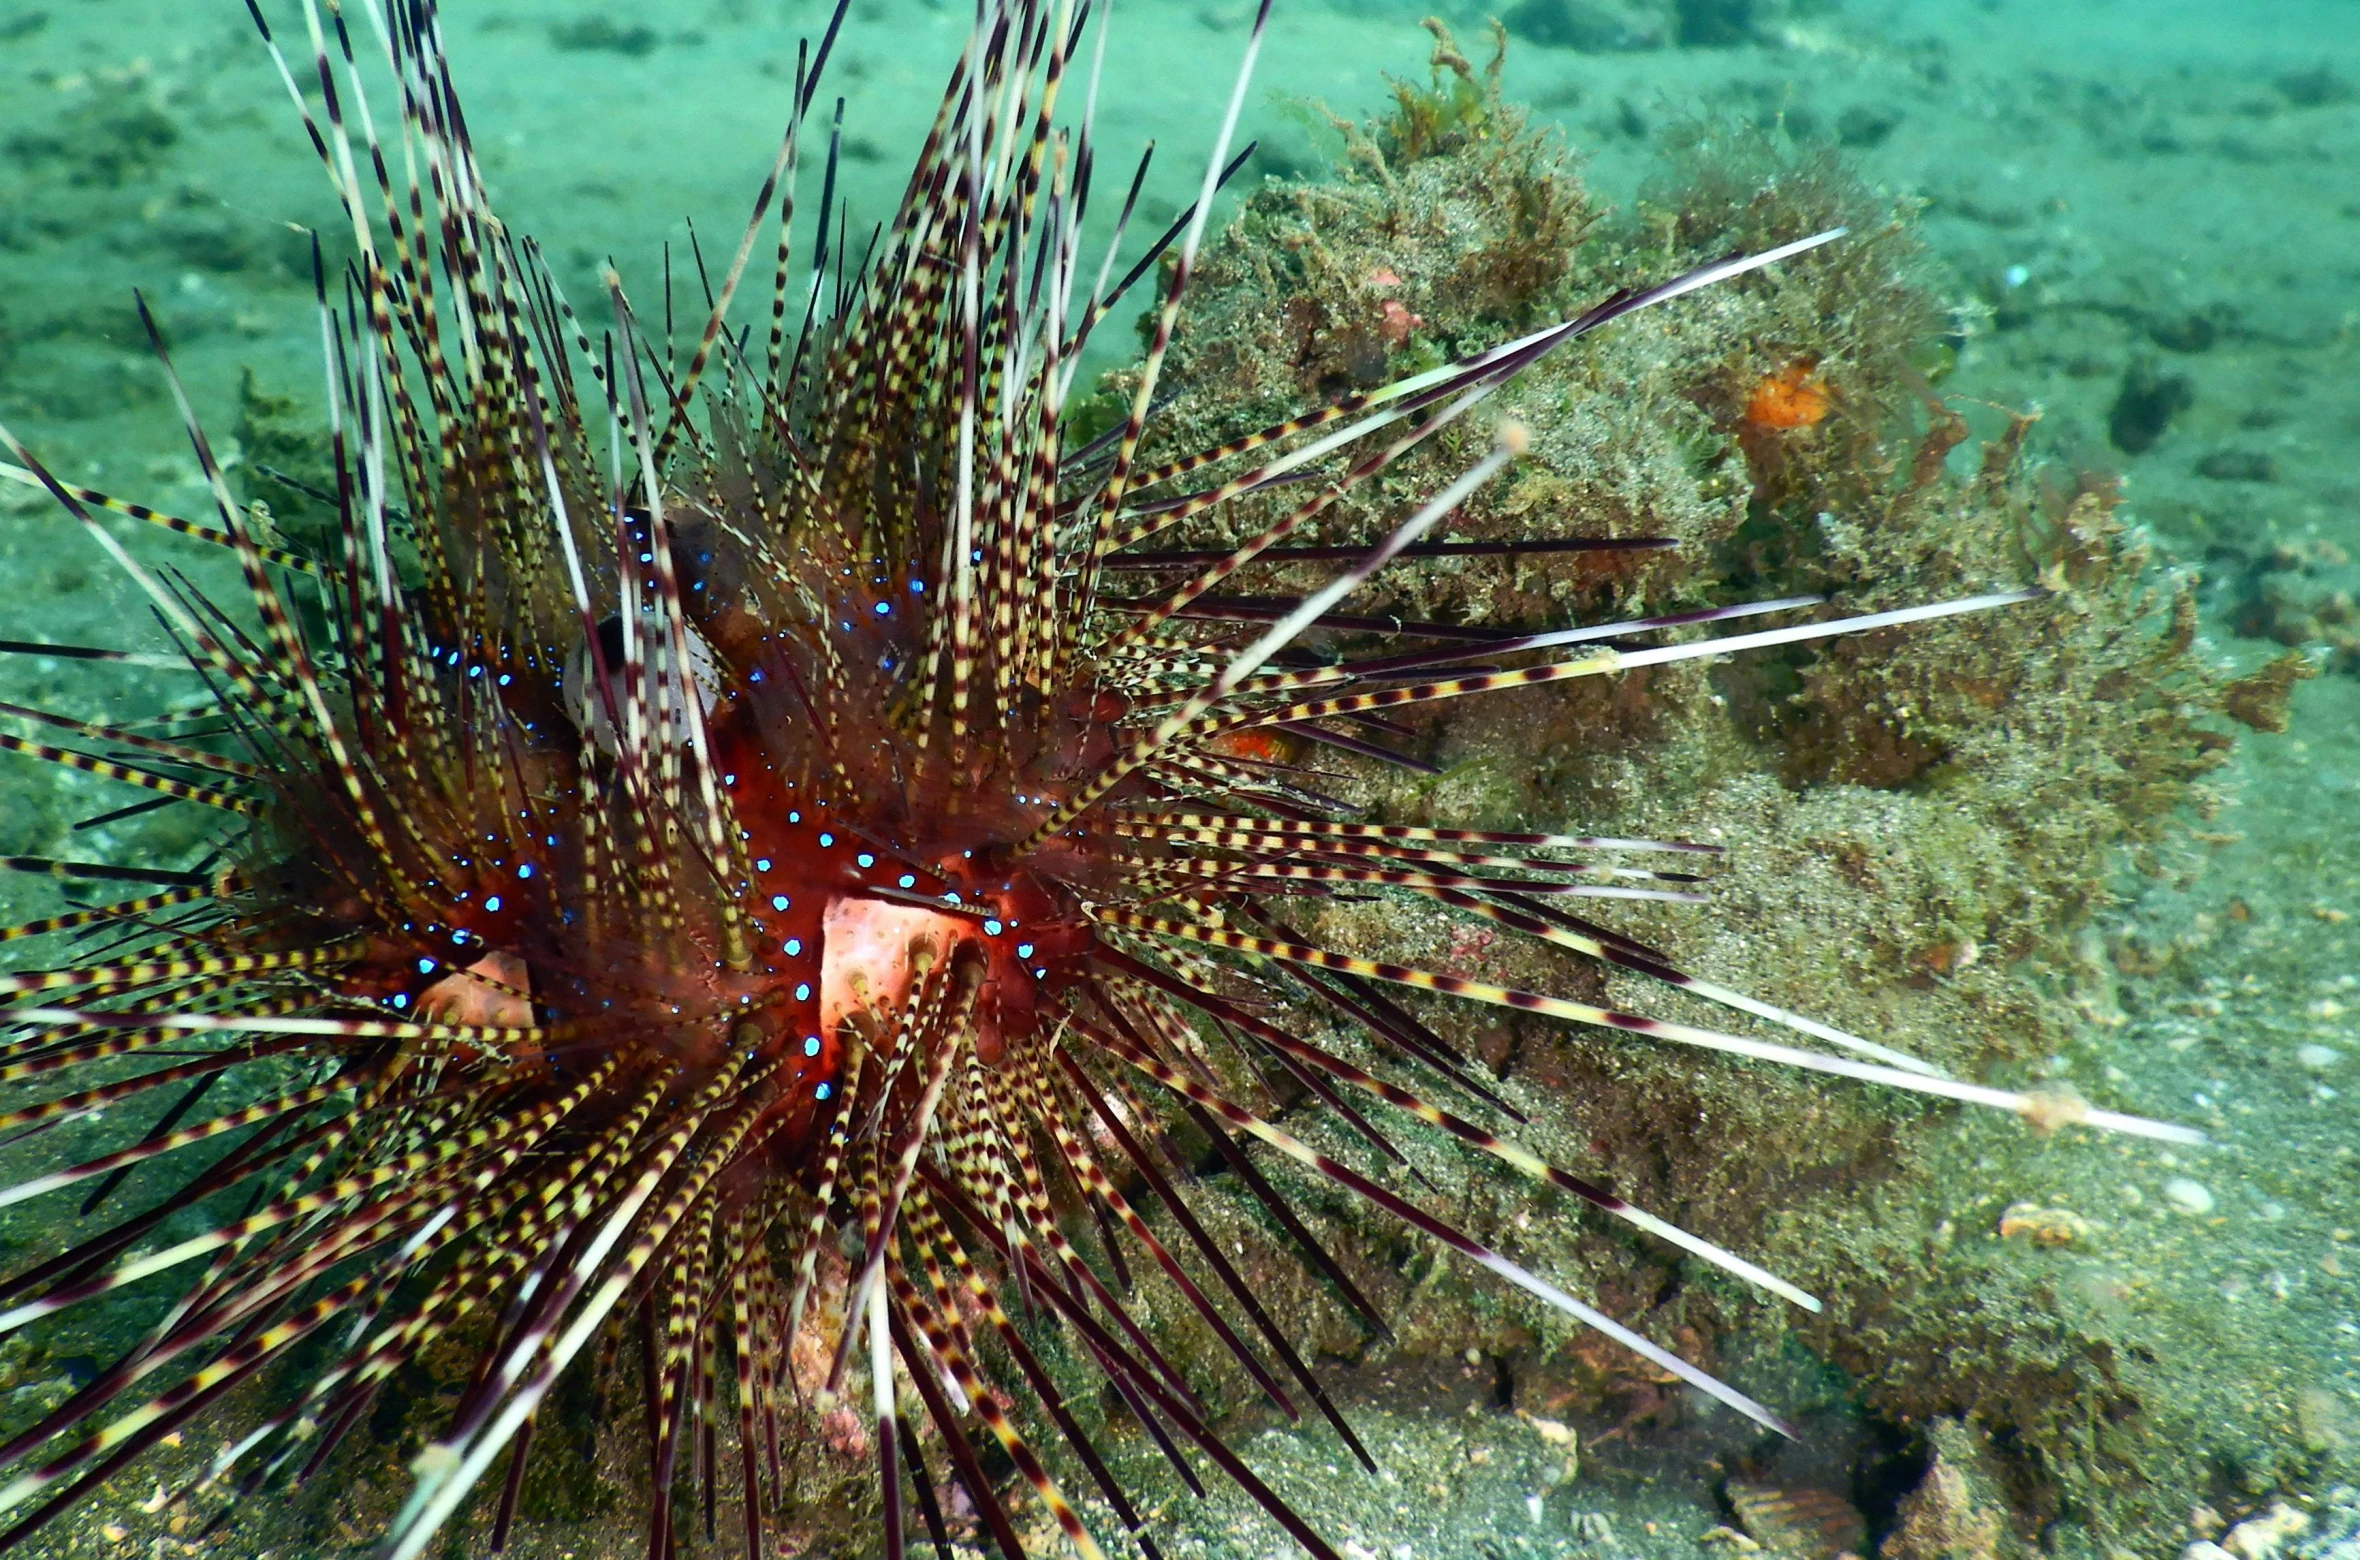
[0,2,2197,1557]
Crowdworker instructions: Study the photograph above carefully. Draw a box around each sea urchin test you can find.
[0,0,2197,1556]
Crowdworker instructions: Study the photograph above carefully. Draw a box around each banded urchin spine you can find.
[0,2,2197,1558]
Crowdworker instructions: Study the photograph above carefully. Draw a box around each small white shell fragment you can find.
[2163,1177,2215,1215]
[2222,1502,2311,1560]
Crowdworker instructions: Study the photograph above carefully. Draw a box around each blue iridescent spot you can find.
[815,1083,832,1100]
[1016,943,1034,959]
[983,919,1004,936]
[818,832,834,848]
[756,858,772,872]
[873,602,890,616]
[784,938,802,956]
[788,810,802,823]
[484,896,501,913]
[856,853,875,869]
[391,993,409,1008]
[897,874,915,889]
[772,895,790,911]
[417,958,437,974]
[804,1036,821,1057]
[516,864,533,879]
[795,982,811,1001]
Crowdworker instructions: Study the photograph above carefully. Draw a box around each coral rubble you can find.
[1131,28,2253,1554]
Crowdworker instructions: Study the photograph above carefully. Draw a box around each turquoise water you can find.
[1,2,2356,1557]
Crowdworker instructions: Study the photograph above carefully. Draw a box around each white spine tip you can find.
[408,1443,461,1481]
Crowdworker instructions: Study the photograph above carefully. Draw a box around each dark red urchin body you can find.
[0,1,2200,1558]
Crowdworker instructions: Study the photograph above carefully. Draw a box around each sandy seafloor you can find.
[0,1,2357,1558]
